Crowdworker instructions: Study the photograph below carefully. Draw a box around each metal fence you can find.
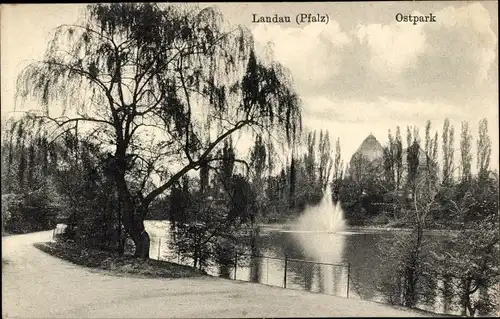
[153,237,352,299]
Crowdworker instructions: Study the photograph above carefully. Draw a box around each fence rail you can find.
[153,237,352,299]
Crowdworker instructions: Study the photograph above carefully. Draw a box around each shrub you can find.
[2,191,58,234]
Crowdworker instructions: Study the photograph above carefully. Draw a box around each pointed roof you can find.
[352,134,385,163]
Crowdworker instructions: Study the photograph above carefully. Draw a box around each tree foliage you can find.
[15,3,302,258]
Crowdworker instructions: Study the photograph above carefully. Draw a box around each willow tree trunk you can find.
[133,228,150,259]
[121,203,150,259]
[113,167,150,258]
[112,141,151,259]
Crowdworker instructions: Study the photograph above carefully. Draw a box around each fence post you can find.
[234,252,238,280]
[284,254,288,288]
[267,257,269,285]
[157,238,161,260]
[52,228,56,241]
[177,250,180,264]
[346,261,351,299]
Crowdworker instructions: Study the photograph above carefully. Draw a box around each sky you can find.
[1,2,498,173]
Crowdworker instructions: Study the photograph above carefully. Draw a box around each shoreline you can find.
[257,223,460,234]
[146,219,461,234]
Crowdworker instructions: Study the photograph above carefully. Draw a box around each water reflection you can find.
[249,229,261,283]
[248,254,261,282]
[219,263,231,279]
[289,231,347,296]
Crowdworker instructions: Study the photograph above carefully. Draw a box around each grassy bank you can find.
[34,241,207,279]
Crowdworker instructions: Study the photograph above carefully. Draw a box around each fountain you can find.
[287,188,348,296]
[294,188,346,233]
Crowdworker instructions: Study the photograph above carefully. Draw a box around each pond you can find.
[145,220,491,316]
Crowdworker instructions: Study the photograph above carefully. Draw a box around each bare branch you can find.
[144,119,253,205]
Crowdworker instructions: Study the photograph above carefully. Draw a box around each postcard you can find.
[2,2,498,318]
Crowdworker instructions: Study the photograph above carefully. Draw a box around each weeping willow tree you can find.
[2,117,51,194]
[1,113,118,235]
[16,3,301,258]
[1,117,51,232]
[1,115,79,232]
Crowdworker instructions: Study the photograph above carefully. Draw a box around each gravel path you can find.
[2,231,434,318]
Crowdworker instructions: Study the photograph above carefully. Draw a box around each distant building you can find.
[348,134,385,182]
[347,134,437,183]
[351,134,385,163]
